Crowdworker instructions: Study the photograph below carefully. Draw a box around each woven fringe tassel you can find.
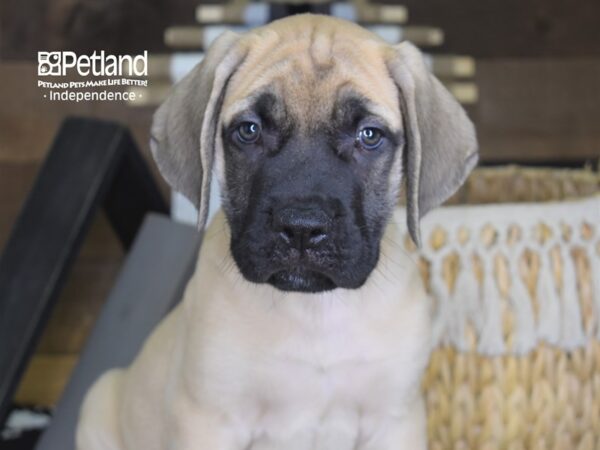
[508,260,537,354]
[590,249,600,340]
[535,254,561,346]
[430,264,450,349]
[452,255,481,351]
[478,262,505,355]
[559,246,585,349]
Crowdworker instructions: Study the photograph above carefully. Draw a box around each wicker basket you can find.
[400,166,600,450]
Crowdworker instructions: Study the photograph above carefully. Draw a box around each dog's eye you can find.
[357,127,383,150]
[236,122,261,144]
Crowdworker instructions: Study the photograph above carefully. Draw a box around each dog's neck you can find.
[189,210,422,326]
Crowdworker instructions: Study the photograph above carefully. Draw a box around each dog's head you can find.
[151,15,477,293]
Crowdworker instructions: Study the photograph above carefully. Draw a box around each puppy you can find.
[77,14,477,450]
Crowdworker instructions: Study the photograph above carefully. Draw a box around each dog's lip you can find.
[268,257,337,280]
[268,268,337,293]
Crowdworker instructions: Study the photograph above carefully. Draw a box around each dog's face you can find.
[220,38,406,292]
[222,91,400,292]
[151,15,478,293]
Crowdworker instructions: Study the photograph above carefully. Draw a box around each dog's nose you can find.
[272,206,331,250]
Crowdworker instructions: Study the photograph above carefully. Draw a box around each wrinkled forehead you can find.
[221,32,401,130]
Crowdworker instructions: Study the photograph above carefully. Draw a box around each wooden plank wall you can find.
[395,0,600,163]
[1,0,599,406]
[388,0,600,58]
[471,59,600,163]
[0,63,166,405]
[4,0,600,58]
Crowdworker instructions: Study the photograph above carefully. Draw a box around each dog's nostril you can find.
[272,205,331,249]
[280,227,294,242]
[310,228,324,238]
[308,230,327,245]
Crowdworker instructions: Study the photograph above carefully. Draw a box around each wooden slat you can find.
[424,54,476,78]
[401,26,444,47]
[194,2,408,25]
[443,81,479,105]
[35,260,123,355]
[164,24,444,49]
[196,1,267,25]
[14,355,78,407]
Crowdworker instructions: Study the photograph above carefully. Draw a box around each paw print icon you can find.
[38,52,62,76]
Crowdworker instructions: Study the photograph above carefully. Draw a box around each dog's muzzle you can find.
[266,201,337,292]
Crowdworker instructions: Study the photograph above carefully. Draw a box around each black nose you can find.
[272,205,331,250]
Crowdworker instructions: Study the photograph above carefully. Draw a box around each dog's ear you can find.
[387,42,478,246]
[150,31,246,230]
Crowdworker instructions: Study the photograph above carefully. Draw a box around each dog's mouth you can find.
[268,268,336,293]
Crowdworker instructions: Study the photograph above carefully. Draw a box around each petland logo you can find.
[37,51,148,102]
[38,51,148,77]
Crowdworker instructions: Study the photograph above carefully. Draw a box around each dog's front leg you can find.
[77,370,126,450]
[166,397,250,450]
[166,422,241,450]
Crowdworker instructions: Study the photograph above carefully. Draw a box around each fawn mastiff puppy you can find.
[77,14,477,450]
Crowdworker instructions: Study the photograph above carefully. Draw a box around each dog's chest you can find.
[257,325,398,400]
[192,302,422,448]
[242,327,414,449]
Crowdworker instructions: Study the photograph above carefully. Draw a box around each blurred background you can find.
[0,0,599,448]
